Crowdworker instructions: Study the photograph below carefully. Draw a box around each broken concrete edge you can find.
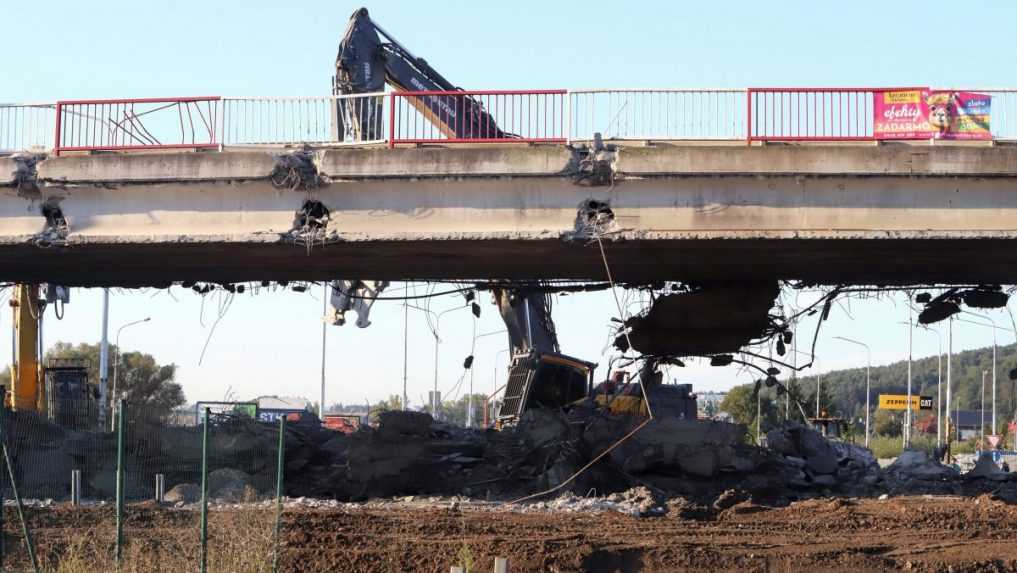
[21,145,1017,186]
[1,156,19,186]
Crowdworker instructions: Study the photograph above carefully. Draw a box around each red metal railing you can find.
[749,88,868,142]
[389,89,567,147]
[748,88,868,142]
[53,96,222,156]
[747,88,926,142]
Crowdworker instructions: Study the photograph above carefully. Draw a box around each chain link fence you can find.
[0,403,288,572]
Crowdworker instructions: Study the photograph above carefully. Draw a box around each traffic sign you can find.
[878,394,933,411]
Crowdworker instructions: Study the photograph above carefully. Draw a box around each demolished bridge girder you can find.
[3,145,1017,286]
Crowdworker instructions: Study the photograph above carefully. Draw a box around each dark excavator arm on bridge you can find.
[334,7,506,141]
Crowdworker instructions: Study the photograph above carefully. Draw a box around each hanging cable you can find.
[595,234,653,420]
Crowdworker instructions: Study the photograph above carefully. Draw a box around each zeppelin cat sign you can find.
[878,394,933,411]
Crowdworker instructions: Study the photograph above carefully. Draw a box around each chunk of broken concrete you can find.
[886,449,958,480]
[966,452,1011,481]
[164,483,201,504]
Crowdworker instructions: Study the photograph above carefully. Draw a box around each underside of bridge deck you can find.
[1,237,1015,287]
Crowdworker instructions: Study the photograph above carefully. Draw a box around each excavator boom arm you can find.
[334,7,507,141]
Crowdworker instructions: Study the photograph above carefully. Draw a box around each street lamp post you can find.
[492,348,510,421]
[981,369,988,443]
[960,311,1001,436]
[321,283,327,418]
[921,327,943,448]
[816,372,821,419]
[906,307,914,449]
[946,317,953,455]
[110,317,151,431]
[99,289,110,426]
[468,329,507,428]
[905,319,944,448]
[405,304,468,420]
[833,336,871,447]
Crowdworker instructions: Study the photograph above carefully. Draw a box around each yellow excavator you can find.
[8,284,46,413]
[7,284,90,424]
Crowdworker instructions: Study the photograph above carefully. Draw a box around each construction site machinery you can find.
[44,357,95,429]
[593,368,698,419]
[8,284,45,413]
[334,7,505,142]
[491,288,596,423]
[334,10,701,423]
[8,284,93,424]
[333,9,595,424]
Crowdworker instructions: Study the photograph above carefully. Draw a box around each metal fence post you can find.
[71,469,81,506]
[1,465,4,570]
[1,439,38,569]
[154,474,165,503]
[200,407,210,573]
[565,90,573,145]
[272,415,286,573]
[115,399,126,567]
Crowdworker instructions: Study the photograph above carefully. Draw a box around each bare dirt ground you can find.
[6,494,1017,572]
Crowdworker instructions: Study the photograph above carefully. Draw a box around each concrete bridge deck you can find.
[2,143,1017,286]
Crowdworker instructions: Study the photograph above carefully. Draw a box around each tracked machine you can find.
[330,8,697,424]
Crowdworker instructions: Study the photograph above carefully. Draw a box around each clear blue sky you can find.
[3,0,1016,407]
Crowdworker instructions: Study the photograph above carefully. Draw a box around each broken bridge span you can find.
[3,143,1017,286]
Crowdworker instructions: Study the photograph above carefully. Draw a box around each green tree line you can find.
[720,341,1017,439]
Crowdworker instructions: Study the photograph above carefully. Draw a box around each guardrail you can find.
[979,89,1017,141]
[0,103,54,153]
[221,93,387,147]
[53,97,223,156]
[389,89,567,146]
[747,88,883,142]
[4,88,1016,155]
[569,89,745,141]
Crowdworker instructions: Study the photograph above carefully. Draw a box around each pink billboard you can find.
[875,89,991,140]
[874,89,929,139]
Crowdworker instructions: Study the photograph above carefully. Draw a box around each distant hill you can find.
[798,341,1017,424]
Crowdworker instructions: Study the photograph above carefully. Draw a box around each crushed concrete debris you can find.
[885,449,958,481]
[617,282,781,356]
[568,198,617,240]
[10,153,42,198]
[271,149,323,191]
[567,137,616,187]
[766,424,881,494]
[11,405,1017,510]
[965,452,1012,481]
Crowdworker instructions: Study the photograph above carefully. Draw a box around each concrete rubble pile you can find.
[15,406,1017,505]
[478,406,772,500]
[965,452,1014,481]
[885,449,958,482]
[765,424,881,494]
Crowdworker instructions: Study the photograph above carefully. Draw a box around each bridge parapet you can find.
[4,88,1016,155]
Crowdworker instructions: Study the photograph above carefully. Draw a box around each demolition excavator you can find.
[331,8,696,423]
[6,284,93,425]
